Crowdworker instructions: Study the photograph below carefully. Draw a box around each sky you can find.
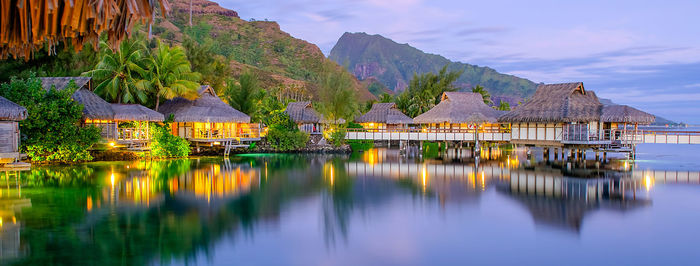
[219,0,700,123]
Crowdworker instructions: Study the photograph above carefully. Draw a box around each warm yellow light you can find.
[0,217,3,227]
[644,175,654,191]
[109,142,115,147]
[368,123,375,128]
[110,173,115,187]
[214,141,221,145]
[422,165,428,192]
[330,165,335,186]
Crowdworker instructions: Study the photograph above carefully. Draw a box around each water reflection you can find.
[0,150,699,265]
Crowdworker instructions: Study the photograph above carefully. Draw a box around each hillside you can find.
[329,32,538,101]
[155,0,375,101]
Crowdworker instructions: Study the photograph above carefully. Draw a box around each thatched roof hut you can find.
[499,82,602,123]
[0,96,27,121]
[355,103,413,124]
[112,104,165,122]
[413,92,503,124]
[601,105,655,124]
[40,77,115,120]
[159,85,250,123]
[285,101,322,124]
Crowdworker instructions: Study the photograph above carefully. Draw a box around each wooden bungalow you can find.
[601,104,655,142]
[0,96,27,164]
[413,92,504,132]
[498,82,604,146]
[355,103,413,131]
[159,85,260,144]
[284,101,323,134]
[39,77,163,145]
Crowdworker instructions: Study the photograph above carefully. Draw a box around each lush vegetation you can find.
[226,71,264,121]
[317,62,359,126]
[395,65,463,117]
[150,123,191,158]
[0,76,102,162]
[264,111,309,151]
[329,32,537,98]
[471,85,492,105]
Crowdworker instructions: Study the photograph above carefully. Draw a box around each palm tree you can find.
[497,100,511,111]
[471,85,492,105]
[226,72,262,120]
[143,40,201,111]
[84,39,149,104]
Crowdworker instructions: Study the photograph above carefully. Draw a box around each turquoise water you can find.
[1,146,700,265]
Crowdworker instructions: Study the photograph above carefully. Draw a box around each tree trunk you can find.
[189,0,193,26]
[155,97,160,112]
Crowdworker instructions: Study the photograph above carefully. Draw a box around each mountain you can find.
[154,0,375,101]
[329,32,538,102]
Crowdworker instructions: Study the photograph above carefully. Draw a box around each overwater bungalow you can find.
[0,96,27,164]
[40,77,163,146]
[159,85,260,144]
[413,92,504,132]
[601,104,655,141]
[355,103,413,131]
[284,101,324,134]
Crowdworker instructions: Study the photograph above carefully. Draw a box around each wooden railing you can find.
[117,128,149,141]
[192,125,262,140]
[345,128,505,134]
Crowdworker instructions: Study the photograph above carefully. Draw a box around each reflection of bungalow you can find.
[0,96,27,164]
[355,103,413,131]
[285,101,323,134]
[499,82,654,146]
[159,85,260,143]
[39,77,163,145]
[413,92,504,131]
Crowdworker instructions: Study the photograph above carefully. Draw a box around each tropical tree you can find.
[497,100,511,111]
[182,36,231,94]
[471,85,492,105]
[142,40,201,111]
[84,39,149,104]
[395,64,463,117]
[317,62,358,126]
[378,93,393,103]
[225,72,263,121]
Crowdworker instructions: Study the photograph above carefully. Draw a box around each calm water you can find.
[1,144,700,265]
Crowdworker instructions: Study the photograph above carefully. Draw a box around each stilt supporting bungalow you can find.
[159,85,260,145]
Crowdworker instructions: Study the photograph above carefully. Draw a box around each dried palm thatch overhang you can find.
[40,76,115,120]
[413,92,504,124]
[0,0,170,60]
[498,82,602,123]
[159,85,250,123]
[355,102,413,124]
[284,101,322,124]
[601,104,655,124]
[0,95,27,121]
[112,103,164,121]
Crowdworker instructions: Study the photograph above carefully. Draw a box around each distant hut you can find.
[284,101,323,134]
[159,85,259,143]
[355,103,413,130]
[498,82,603,145]
[413,92,504,131]
[601,104,655,140]
[0,96,27,164]
[40,77,163,145]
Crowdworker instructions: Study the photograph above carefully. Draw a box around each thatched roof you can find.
[499,82,602,123]
[0,0,169,60]
[112,104,165,122]
[355,103,413,124]
[413,92,504,124]
[159,85,250,123]
[601,105,655,124]
[0,96,27,121]
[285,101,322,124]
[40,77,114,120]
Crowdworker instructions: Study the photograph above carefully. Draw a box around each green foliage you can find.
[225,72,263,121]
[264,111,309,151]
[317,62,358,125]
[84,38,150,104]
[0,43,99,82]
[395,65,463,117]
[471,85,492,105]
[141,39,201,111]
[150,123,190,158]
[263,110,297,131]
[0,75,101,162]
[347,139,374,152]
[497,100,511,111]
[182,36,231,94]
[328,127,347,147]
[379,93,394,103]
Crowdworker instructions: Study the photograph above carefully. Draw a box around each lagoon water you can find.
[1,144,700,265]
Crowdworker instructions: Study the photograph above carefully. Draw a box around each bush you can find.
[328,127,347,147]
[348,140,373,152]
[0,75,101,163]
[266,125,309,151]
[150,123,190,158]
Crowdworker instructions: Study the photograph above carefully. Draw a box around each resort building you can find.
[40,77,163,146]
[159,85,260,144]
[284,101,324,134]
[355,103,413,131]
[413,92,504,132]
[0,96,27,164]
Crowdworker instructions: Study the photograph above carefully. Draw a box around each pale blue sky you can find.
[219,0,700,123]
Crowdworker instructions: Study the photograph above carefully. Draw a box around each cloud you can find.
[456,26,509,36]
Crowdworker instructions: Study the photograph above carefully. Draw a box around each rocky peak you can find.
[169,0,239,18]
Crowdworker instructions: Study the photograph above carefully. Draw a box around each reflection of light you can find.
[110,173,115,187]
[330,164,335,186]
[644,175,654,191]
[421,165,427,192]
[480,171,485,190]
[0,217,2,227]
[12,216,15,224]
[87,196,93,212]
[624,161,629,171]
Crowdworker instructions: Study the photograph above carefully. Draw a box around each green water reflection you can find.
[0,149,695,265]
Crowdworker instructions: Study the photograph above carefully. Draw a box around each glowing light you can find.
[12,216,16,224]
[110,173,115,186]
[87,196,93,212]
[330,165,335,186]
[644,175,654,191]
[109,142,115,147]
[214,141,221,145]
[0,217,2,227]
[422,165,428,192]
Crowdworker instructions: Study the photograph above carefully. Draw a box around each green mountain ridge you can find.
[329,32,538,101]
